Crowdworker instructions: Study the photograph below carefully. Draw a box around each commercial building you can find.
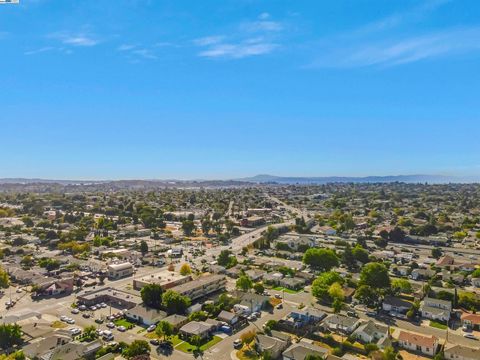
[107,262,133,279]
[170,274,226,301]
[133,269,191,291]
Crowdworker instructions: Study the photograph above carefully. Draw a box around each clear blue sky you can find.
[1,0,480,180]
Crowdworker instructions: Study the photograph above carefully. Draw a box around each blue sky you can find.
[1,0,480,179]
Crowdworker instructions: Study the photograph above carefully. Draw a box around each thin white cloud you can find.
[311,27,480,68]
[199,41,278,59]
[49,31,100,47]
[193,35,225,46]
[118,44,136,51]
[24,46,54,55]
[195,13,283,60]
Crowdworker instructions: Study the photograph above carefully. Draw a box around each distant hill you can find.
[235,174,480,184]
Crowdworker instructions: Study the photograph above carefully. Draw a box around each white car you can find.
[147,324,156,332]
[100,303,107,308]
[71,308,80,314]
[233,339,242,349]
[66,318,75,324]
[90,306,97,311]
[60,315,69,322]
[106,322,115,329]
[463,334,478,340]
[70,328,81,336]
[117,326,127,332]
[78,305,87,311]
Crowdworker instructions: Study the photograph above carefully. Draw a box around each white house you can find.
[420,297,451,322]
[398,331,438,357]
[352,320,389,344]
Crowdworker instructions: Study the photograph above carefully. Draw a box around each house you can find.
[420,297,451,322]
[44,339,103,360]
[35,277,74,297]
[282,341,329,360]
[279,277,306,291]
[255,334,290,359]
[217,310,239,325]
[179,321,216,340]
[289,308,326,325]
[170,274,226,301]
[471,277,480,288]
[436,255,455,268]
[444,343,480,360]
[263,272,284,285]
[397,331,439,356]
[411,268,436,281]
[107,262,133,279]
[382,296,411,317]
[22,333,72,360]
[234,291,270,313]
[461,312,480,330]
[125,304,167,326]
[352,320,389,344]
[245,269,265,282]
[322,314,361,334]
[162,314,189,330]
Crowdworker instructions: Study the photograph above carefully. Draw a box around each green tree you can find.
[311,271,344,302]
[332,298,343,313]
[431,247,443,259]
[0,267,10,289]
[140,284,163,309]
[354,285,379,308]
[122,340,150,359]
[352,245,369,264]
[0,324,22,350]
[181,220,196,236]
[155,320,174,341]
[382,346,398,360]
[303,248,339,271]
[328,282,345,301]
[392,278,413,294]
[162,290,191,314]
[236,275,253,292]
[140,240,148,255]
[180,263,192,276]
[253,282,265,294]
[359,263,390,290]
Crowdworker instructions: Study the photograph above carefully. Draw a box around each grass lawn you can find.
[50,321,67,329]
[176,336,223,353]
[429,321,447,330]
[170,335,184,346]
[114,318,135,329]
[236,347,259,360]
[272,286,300,294]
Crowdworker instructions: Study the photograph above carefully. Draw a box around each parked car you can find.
[276,303,283,310]
[106,322,115,328]
[274,294,282,299]
[70,328,81,336]
[147,324,156,332]
[71,308,80,314]
[60,315,68,322]
[233,339,242,349]
[95,318,104,324]
[82,313,91,318]
[90,306,97,311]
[117,325,127,332]
[66,318,75,324]
[347,311,358,318]
[78,305,87,311]
[150,339,160,346]
[463,334,478,340]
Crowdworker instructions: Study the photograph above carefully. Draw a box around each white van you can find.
[102,330,114,341]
